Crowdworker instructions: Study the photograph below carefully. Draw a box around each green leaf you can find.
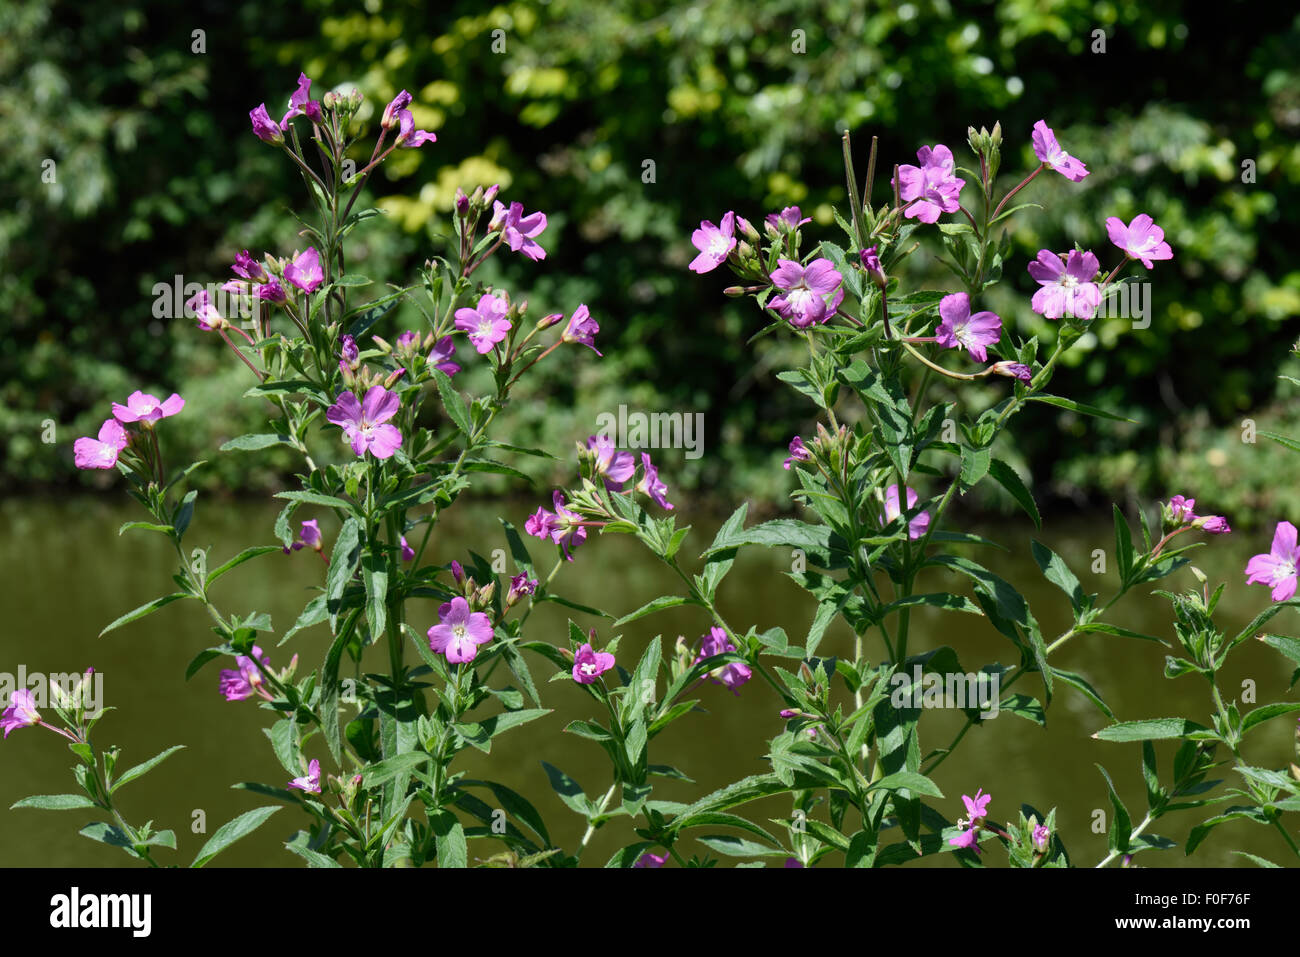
[11,794,98,810]
[430,810,468,868]
[868,770,943,799]
[191,806,282,867]
[1233,851,1282,868]
[1030,540,1085,614]
[335,274,372,287]
[118,521,173,537]
[79,822,135,849]
[111,745,185,793]
[1259,429,1300,455]
[207,546,282,586]
[1241,701,1300,734]
[1093,718,1212,743]
[434,369,473,436]
[99,593,190,637]
[988,458,1040,529]
[1096,764,1131,855]
[613,595,701,627]
[696,835,789,858]
[274,489,355,511]
[1029,394,1137,424]
[220,433,295,452]
[173,489,198,540]
[455,709,551,752]
[1112,504,1135,584]
[541,762,594,817]
[362,752,432,787]
[362,552,388,641]
[326,518,362,629]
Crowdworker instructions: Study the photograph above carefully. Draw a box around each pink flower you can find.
[935,293,1001,362]
[219,646,270,702]
[562,304,601,356]
[429,336,460,376]
[427,596,495,664]
[1199,515,1231,534]
[490,200,548,261]
[288,758,322,794]
[694,627,752,696]
[400,536,415,562]
[783,435,812,470]
[1032,824,1050,852]
[1169,495,1196,523]
[284,247,324,294]
[588,434,636,491]
[536,491,587,561]
[689,212,736,274]
[1,689,41,738]
[1246,521,1300,602]
[186,289,226,331]
[948,788,990,853]
[506,573,537,605]
[783,857,805,868]
[257,278,287,304]
[636,453,674,510]
[894,144,965,224]
[326,386,403,459]
[454,293,512,354]
[112,390,184,424]
[231,250,268,283]
[249,104,283,144]
[381,90,412,129]
[1027,249,1102,320]
[962,788,991,820]
[948,827,979,851]
[765,207,811,232]
[284,519,324,554]
[396,110,436,148]
[279,72,322,130]
[573,642,616,684]
[74,418,130,470]
[881,484,930,540]
[634,851,668,868]
[1105,214,1174,269]
[1031,120,1089,181]
[768,258,845,328]
[990,361,1032,382]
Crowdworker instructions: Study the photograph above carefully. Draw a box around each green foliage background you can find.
[3,0,1298,523]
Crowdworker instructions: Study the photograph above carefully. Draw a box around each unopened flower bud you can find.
[860,245,887,290]
[455,187,470,216]
[536,312,564,329]
[371,335,393,355]
[737,215,761,244]
[322,90,340,111]
[450,560,464,586]
[483,184,499,206]
[383,367,406,389]
[723,286,748,297]
[989,360,1032,383]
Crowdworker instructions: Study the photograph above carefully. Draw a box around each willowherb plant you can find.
[10,73,1300,868]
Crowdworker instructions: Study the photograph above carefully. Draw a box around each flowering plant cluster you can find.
[12,82,1300,869]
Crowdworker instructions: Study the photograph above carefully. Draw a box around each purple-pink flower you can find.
[249,104,283,144]
[74,419,130,470]
[1106,214,1174,269]
[947,788,990,852]
[634,850,668,868]
[694,626,752,696]
[1032,824,1050,852]
[381,90,412,129]
[288,758,322,794]
[257,277,287,304]
[525,491,588,560]
[427,596,495,664]
[284,247,324,294]
[279,72,322,130]
[765,207,811,232]
[1245,521,1300,602]
[573,642,616,684]
[562,304,601,356]
[1,689,41,738]
[219,646,271,702]
[1170,495,1196,524]
[400,536,415,562]
[588,435,636,492]
[232,250,268,283]
[186,289,226,331]
[1031,120,1089,182]
[506,573,538,605]
[455,293,512,354]
[689,211,736,274]
[894,144,965,224]
[990,361,1032,383]
[490,200,548,261]
[112,390,184,425]
[326,386,403,459]
[935,292,1001,362]
[429,336,460,376]
[1027,249,1102,320]
[881,484,931,540]
[783,436,812,470]
[396,108,436,148]
[768,259,845,328]
[636,453,674,510]
[284,519,323,554]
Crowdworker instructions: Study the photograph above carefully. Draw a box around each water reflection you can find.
[1,496,1296,867]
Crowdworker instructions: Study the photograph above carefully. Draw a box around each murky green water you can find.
[2,495,1297,867]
